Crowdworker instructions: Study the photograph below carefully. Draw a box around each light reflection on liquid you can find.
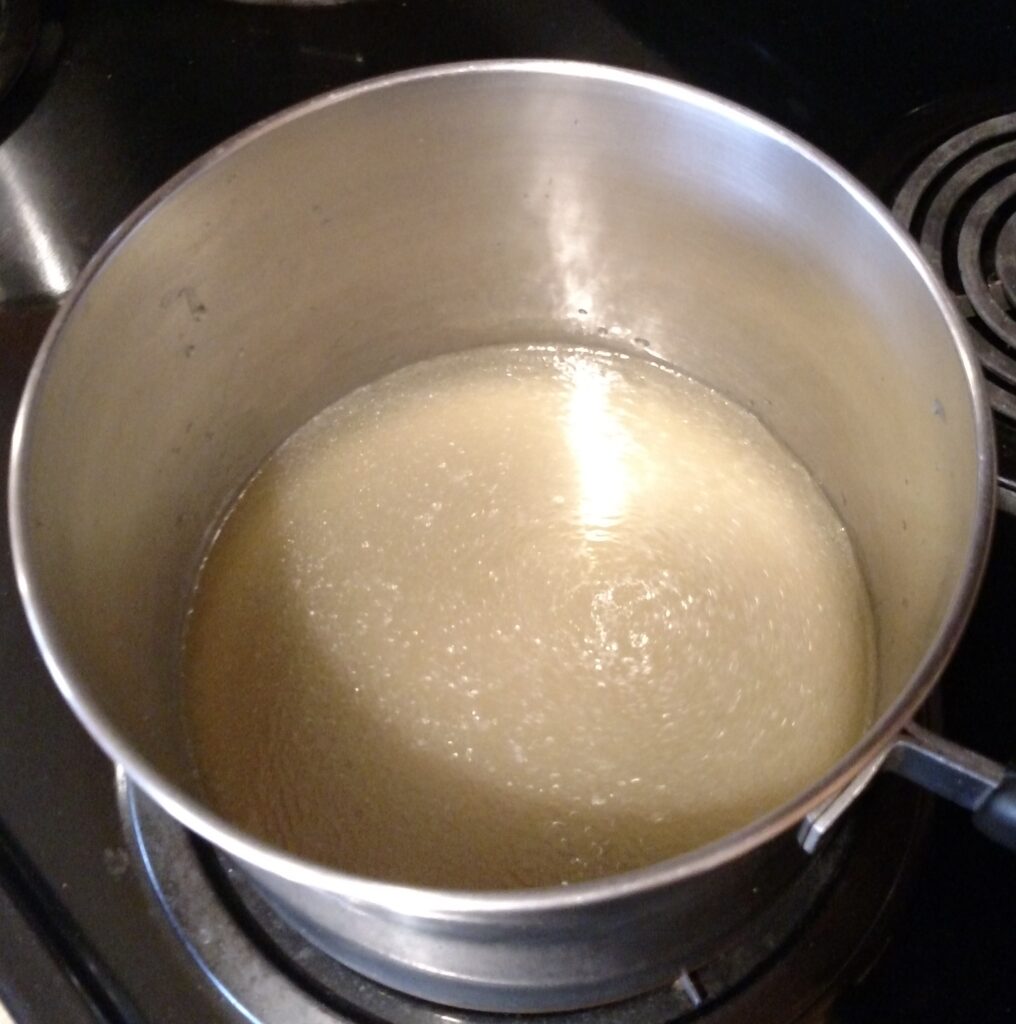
[561,352,633,543]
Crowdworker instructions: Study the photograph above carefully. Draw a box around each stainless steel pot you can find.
[8,61,1013,1013]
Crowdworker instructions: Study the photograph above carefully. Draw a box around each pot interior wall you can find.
[19,68,980,819]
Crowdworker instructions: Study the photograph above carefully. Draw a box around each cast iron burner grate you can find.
[892,113,1016,416]
[122,774,928,1024]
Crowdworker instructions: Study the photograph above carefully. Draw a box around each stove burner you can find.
[121,774,928,1024]
[892,114,1016,418]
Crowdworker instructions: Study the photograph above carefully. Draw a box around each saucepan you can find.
[8,61,1015,1012]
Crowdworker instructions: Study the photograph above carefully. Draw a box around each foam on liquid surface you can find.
[184,345,874,889]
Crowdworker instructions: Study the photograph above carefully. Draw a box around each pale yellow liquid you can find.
[184,345,874,890]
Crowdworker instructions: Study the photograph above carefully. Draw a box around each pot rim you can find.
[8,58,996,917]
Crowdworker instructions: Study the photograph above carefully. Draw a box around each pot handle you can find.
[998,483,1016,517]
[798,722,1016,853]
[887,722,1016,850]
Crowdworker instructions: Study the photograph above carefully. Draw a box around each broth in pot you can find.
[184,344,874,890]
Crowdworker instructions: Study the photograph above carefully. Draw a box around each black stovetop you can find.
[1,2,1015,1022]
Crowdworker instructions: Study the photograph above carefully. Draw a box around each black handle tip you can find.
[973,770,1016,852]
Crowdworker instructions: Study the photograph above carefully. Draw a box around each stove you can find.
[2,3,1016,1023]
[884,112,1016,507]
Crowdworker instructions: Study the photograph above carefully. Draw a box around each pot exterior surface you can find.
[9,63,993,1009]
[246,831,803,1011]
